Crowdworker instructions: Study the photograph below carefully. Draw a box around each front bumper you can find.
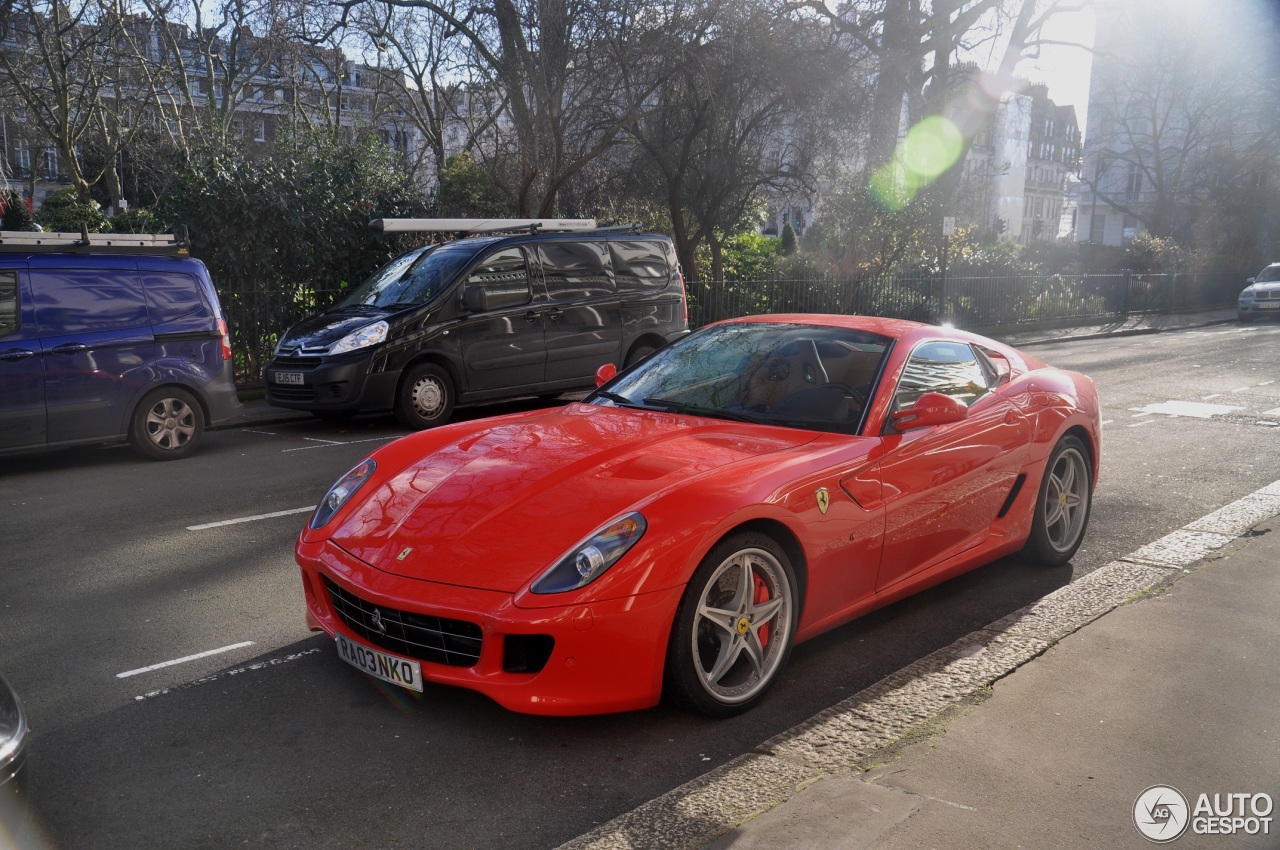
[264,353,399,413]
[297,539,682,715]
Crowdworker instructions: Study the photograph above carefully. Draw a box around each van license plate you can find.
[335,634,424,692]
[273,371,304,385]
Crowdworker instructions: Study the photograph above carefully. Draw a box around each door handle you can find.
[51,342,88,355]
[524,311,540,324]
[0,348,35,362]
[546,307,564,321]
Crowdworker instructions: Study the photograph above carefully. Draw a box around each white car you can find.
[1238,263,1280,321]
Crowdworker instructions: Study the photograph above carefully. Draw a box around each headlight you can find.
[310,458,376,530]
[0,672,27,782]
[1240,288,1255,301]
[330,320,388,354]
[532,513,647,594]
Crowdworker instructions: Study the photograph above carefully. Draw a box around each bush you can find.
[37,188,109,233]
[1,191,39,231]
[108,207,162,234]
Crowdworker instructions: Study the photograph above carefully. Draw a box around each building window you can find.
[1090,213,1107,242]
[1126,165,1143,199]
[14,140,30,174]
[254,120,266,142]
[43,146,58,178]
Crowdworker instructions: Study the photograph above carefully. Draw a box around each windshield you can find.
[590,322,892,435]
[1255,265,1280,284]
[337,241,482,309]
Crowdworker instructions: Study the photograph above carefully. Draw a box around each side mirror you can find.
[595,363,618,387]
[1246,277,1256,284]
[462,285,487,312]
[890,392,968,432]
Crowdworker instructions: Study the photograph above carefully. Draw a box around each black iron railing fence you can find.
[222,269,1245,388]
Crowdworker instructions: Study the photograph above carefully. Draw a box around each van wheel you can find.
[130,387,203,460]
[626,344,657,367]
[396,363,454,430]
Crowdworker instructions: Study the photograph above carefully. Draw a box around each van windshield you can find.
[337,242,481,309]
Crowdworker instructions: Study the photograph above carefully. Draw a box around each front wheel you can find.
[130,387,204,460]
[665,532,798,717]
[395,363,455,430]
[1021,435,1092,565]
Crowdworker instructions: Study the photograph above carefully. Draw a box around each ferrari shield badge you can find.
[816,487,830,515]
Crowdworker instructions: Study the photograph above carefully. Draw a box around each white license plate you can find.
[1257,302,1279,309]
[272,370,304,385]
[335,634,423,692]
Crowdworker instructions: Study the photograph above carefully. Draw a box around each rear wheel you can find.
[130,387,203,460]
[395,362,454,430]
[665,532,798,717]
[1022,435,1092,565]
[626,344,657,367]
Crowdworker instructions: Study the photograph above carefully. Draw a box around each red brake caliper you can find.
[753,571,771,647]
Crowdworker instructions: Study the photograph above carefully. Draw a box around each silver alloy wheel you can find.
[1042,444,1089,553]
[144,396,197,451]
[690,547,794,705]
[410,375,446,418]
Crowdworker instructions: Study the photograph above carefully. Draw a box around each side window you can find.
[31,269,149,333]
[141,272,209,333]
[538,242,614,301]
[466,248,530,310]
[609,240,669,292]
[892,341,993,411]
[0,271,17,337]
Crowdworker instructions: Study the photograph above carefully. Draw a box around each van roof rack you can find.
[369,218,598,236]
[0,225,190,256]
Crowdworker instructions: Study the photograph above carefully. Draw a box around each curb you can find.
[556,479,1280,850]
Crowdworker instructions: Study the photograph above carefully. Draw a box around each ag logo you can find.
[1134,785,1189,842]
[815,487,830,514]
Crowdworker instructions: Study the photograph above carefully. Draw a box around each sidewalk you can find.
[708,508,1280,850]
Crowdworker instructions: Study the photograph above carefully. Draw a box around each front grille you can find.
[323,576,483,667]
[268,384,316,402]
[1256,290,1280,301]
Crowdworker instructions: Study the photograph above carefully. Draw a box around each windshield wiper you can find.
[592,390,647,408]
[642,397,764,424]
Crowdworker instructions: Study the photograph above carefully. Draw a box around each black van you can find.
[264,220,689,428]
[0,231,243,460]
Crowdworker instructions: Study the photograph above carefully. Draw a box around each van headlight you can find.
[532,514,647,594]
[330,321,388,354]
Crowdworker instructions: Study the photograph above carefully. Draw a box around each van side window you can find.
[141,272,208,333]
[609,240,669,292]
[467,248,530,310]
[0,271,17,337]
[31,270,149,333]
[538,242,613,300]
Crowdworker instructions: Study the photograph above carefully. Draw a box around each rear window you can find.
[609,240,670,291]
[32,269,149,333]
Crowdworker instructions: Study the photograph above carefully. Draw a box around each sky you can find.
[1012,6,1098,135]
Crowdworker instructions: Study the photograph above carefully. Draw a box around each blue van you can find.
[0,231,243,460]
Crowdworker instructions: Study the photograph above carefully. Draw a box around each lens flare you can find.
[870,116,966,210]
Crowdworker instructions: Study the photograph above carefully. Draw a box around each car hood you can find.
[279,307,398,352]
[330,404,816,593]
[1246,281,1280,294]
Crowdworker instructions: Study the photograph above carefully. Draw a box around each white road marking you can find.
[1101,420,1114,426]
[283,436,397,453]
[1131,400,1243,419]
[1231,386,1250,393]
[246,429,277,435]
[118,641,255,678]
[134,648,323,701]
[1128,420,1156,428]
[1261,381,1277,387]
[1264,408,1280,417]
[187,506,315,531]
[302,437,344,445]
[1202,394,1222,400]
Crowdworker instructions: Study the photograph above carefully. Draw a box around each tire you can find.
[395,362,454,430]
[1021,435,1092,566]
[130,387,204,461]
[625,344,657,368]
[665,531,798,717]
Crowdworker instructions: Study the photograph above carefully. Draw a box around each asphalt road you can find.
[1,320,1277,849]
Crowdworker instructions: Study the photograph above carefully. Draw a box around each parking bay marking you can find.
[118,641,255,679]
[282,436,397,453]
[187,506,315,531]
